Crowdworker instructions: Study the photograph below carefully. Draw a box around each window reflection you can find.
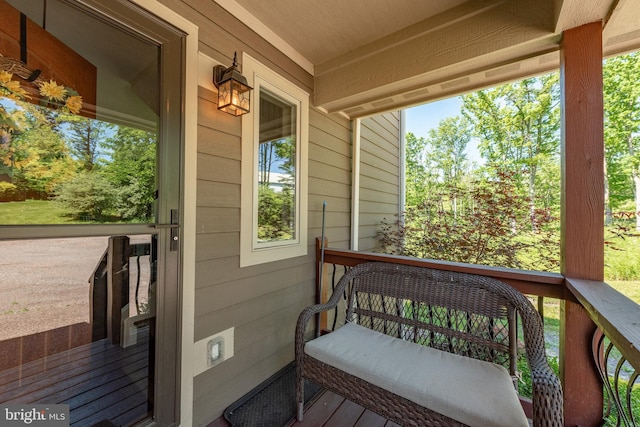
[257,89,297,243]
[0,0,159,225]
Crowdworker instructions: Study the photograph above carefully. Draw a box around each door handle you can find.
[152,209,180,251]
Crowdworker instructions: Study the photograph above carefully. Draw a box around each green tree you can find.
[425,116,472,217]
[405,132,429,206]
[462,74,560,228]
[65,116,110,171]
[257,184,295,241]
[258,136,296,239]
[102,126,157,221]
[54,171,117,221]
[603,52,640,229]
[11,121,76,198]
[427,116,471,185]
[379,170,559,271]
[258,137,296,185]
[0,101,77,198]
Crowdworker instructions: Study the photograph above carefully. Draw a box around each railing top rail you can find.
[317,240,567,300]
[566,277,640,371]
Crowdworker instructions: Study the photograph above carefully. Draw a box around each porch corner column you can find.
[559,22,604,427]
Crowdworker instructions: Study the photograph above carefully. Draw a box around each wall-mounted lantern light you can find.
[212,52,252,116]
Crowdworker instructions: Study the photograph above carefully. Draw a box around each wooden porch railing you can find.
[315,238,640,426]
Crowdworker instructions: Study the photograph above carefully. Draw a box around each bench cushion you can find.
[305,322,529,427]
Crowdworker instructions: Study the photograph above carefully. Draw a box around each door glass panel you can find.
[1,0,158,225]
[0,234,157,426]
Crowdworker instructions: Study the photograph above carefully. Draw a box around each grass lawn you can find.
[0,200,79,224]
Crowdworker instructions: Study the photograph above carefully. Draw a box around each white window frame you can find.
[240,53,309,267]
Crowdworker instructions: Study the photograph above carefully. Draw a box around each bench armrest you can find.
[295,265,358,349]
[531,362,564,427]
[295,296,342,350]
[295,290,347,406]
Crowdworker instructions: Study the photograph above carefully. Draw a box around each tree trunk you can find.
[629,135,640,231]
[604,158,612,226]
[634,171,640,231]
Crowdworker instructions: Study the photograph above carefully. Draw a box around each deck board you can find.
[208,389,399,427]
[0,330,151,426]
[1,345,148,402]
[288,390,402,427]
[291,390,345,426]
[0,339,114,385]
[326,398,368,427]
[353,409,387,427]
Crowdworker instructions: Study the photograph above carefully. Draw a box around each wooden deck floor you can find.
[209,389,401,427]
[286,390,402,427]
[0,330,151,427]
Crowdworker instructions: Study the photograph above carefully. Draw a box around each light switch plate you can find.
[193,327,234,376]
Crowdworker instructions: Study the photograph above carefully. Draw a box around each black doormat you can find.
[223,362,322,427]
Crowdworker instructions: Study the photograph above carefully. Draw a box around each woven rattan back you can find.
[337,263,544,376]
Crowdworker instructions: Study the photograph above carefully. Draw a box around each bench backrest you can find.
[335,263,542,377]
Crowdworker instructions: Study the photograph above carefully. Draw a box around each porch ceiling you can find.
[219,0,640,118]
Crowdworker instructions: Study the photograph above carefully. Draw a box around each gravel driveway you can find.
[0,236,150,341]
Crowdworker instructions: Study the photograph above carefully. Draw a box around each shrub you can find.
[54,172,117,221]
[0,181,20,202]
[378,171,559,272]
[605,229,640,281]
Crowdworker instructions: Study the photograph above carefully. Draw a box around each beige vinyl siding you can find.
[309,109,353,251]
[358,111,402,252]
[194,89,319,426]
[149,2,399,424]
[167,4,352,424]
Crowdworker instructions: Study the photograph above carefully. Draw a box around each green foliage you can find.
[461,74,561,225]
[0,181,19,202]
[380,170,559,271]
[1,101,77,199]
[394,74,563,272]
[426,116,471,183]
[9,118,77,198]
[258,184,295,241]
[54,172,117,221]
[603,52,640,226]
[462,75,560,178]
[64,115,110,171]
[102,127,157,221]
[605,232,640,280]
[404,132,430,206]
[602,380,640,426]
[257,135,297,242]
[0,93,157,223]
[259,137,296,178]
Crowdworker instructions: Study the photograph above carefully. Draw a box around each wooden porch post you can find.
[560,22,604,427]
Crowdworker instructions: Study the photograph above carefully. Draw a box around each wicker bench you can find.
[295,262,563,426]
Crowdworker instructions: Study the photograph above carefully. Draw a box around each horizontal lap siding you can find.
[167,3,353,424]
[358,112,401,252]
[309,109,352,251]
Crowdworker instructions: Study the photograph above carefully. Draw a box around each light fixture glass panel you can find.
[217,77,251,116]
